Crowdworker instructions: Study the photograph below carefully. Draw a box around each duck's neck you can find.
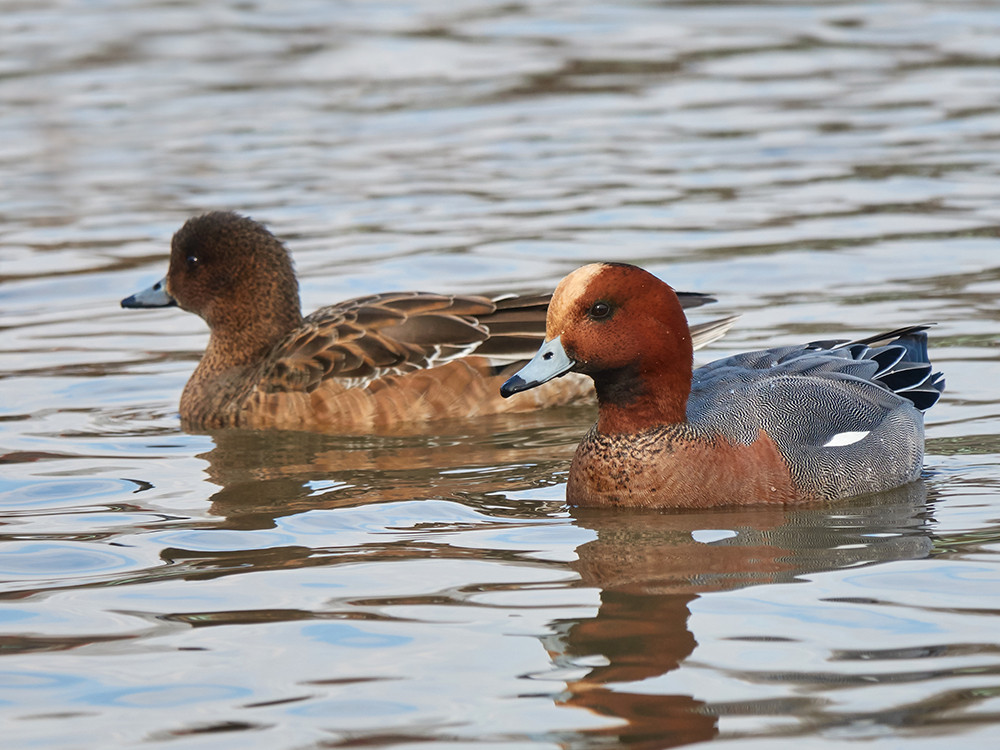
[204,298,302,371]
[593,357,692,435]
[181,305,303,427]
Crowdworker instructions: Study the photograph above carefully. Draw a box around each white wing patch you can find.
[823,430,870,447]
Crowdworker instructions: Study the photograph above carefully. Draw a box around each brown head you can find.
[167,212,302,340]
[123,212,304,365]
[501,262,694,432]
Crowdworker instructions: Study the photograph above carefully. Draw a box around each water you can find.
[2,0,1000,747]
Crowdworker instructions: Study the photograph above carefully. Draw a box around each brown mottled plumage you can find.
[122,213,736,434]
[568,424,798,508]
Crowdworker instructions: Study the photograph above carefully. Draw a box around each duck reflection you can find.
[547,483,934,748]
[195,406,594,527]
[189,418,935,748]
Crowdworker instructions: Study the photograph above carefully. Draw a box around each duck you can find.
[121,213,736,433]
[500,262,944,507]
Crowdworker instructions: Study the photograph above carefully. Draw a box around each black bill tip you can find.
[500,374,527,399]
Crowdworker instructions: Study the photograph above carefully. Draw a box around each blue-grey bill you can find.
[500,335,575,397]
[121,277,176,308]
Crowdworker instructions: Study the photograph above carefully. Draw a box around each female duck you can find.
[122,213,733,433]
[500,262,944,507]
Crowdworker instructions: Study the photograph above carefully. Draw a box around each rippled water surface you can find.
[3,1,1000,747]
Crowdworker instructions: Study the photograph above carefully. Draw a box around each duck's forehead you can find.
[171,220,202,257]
[547,264,608,336]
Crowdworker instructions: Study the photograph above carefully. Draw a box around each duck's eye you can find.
[588,301,612,320]
[186,255,200,270]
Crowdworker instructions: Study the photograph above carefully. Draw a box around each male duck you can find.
[122,213,735,433]
[500,262,944,507]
